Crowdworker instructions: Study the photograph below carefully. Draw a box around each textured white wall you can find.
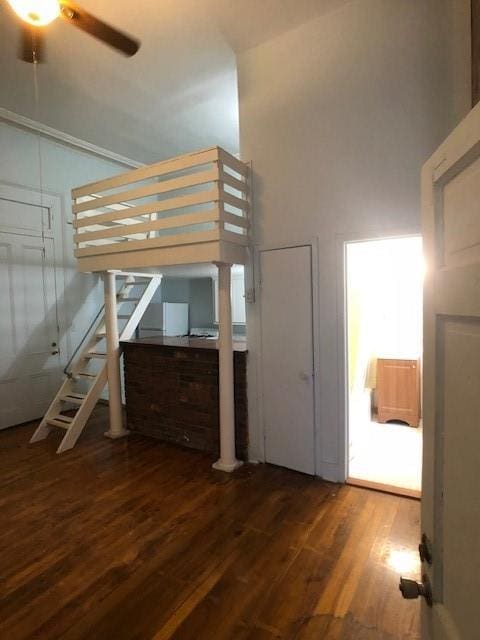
[238,0,471,478]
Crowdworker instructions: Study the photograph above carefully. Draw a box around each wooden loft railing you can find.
[72,146,250,272]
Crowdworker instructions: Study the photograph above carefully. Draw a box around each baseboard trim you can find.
[346,476,421,500]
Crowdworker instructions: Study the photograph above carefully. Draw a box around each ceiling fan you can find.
[6,0,140,62]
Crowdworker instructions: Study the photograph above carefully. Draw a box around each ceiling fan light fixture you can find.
[7,0,60,27]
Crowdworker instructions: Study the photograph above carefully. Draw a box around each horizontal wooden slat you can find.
[221,191,250,212]
[220,170,248,194]
[221,210,249,229]
[75,229,221,258]
[72,147,220,199]
[74,190,219,229]
[85,238,124,246]
[47,419,71,429]
[73,169,219,214]
[218,148,249,177]
[75,197,134,214]
[70,146,250,272]
[75,210,221,244]
[220,229,250,246]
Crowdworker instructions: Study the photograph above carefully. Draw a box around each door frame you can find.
[0,231,63,429]
[337,228,422,484]
[0,181,69,371]
[254,238,321,473]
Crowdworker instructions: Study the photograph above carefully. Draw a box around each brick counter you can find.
[121,337,248,460]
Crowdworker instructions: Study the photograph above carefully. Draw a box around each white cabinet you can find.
[212,272,246,324]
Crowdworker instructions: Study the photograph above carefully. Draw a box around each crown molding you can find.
[0,107,144,169]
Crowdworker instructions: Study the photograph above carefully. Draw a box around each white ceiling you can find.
[0,0,349,163]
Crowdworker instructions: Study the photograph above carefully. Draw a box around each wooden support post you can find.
[212,262,242,472]
[103,271,128,440]
[473,0,480,106]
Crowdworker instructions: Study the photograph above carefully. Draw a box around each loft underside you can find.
[76,238,248,273]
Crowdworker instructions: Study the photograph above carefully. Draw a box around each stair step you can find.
[47,415,74,429]
[60,394,86,405]
[31,273,161,454]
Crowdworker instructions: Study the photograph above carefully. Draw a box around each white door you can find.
[0,232,61,429]
[260,245,315,474]
[420,103,480,638]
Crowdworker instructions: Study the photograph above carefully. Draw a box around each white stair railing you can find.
[30,272,162,453]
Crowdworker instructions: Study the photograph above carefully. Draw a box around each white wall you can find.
[238,0,471,479]
[0,121,130,370]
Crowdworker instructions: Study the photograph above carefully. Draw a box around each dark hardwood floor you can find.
[0,407,421,639]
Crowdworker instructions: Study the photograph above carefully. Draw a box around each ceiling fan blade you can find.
[59,1,140,57]
[19,24,45,63]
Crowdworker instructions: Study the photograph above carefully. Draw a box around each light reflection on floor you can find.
[386,548,420,575]
[348,391,422,492]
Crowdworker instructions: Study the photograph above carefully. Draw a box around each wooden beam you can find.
[212,263,242,473]
[72,147,219,199]
[220,210,249,230]
[217,148,249,177]
[220,229,249,246]
[76,241,225,272]
[219,170,248,194]
[75,228,221,258]
[103,272,126,440]
[73,169,219,214]
[221,191,250,213]
[75,210,220,243]
[473,0,480,106]
[74,190,219,228]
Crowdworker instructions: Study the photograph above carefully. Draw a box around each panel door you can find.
[260,245,315,474]
[421,102,480,638]
[0,232,61,428]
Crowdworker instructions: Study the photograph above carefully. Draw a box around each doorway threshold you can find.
[346,476,421,500]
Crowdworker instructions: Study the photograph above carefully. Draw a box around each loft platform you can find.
[72,146,250,273]
[32,146,248,470]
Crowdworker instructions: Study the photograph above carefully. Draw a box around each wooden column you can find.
[212,262,242,472]
[473,0,480,106]
[103,271,128,440]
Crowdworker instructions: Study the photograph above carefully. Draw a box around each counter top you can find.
[121,335,247,352]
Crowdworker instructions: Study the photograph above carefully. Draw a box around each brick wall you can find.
[123,343,248,460]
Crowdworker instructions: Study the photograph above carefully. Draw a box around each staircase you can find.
[30,272,162,453]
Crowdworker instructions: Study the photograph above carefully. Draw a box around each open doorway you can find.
[345,236,423,497]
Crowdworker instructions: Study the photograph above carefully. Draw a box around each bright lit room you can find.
[346,236,423,496]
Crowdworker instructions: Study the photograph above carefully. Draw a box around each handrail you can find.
[63,304,105,377]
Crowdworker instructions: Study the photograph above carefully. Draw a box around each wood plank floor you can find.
[0,407,421,639]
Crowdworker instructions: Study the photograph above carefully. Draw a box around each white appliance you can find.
[139,302,189,337]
